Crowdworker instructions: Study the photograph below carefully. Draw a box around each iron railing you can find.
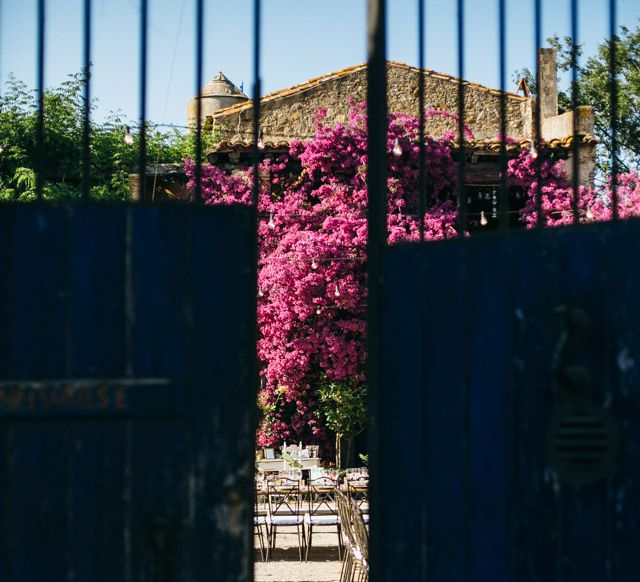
[6,0,625,579]
[14,0,622,218]
[365,1,621,580]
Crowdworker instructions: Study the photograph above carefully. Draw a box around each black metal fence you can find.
[2,0,630,580]
[365,1,625,581]
[7,0,623,218]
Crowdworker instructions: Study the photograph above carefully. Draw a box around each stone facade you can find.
[208,61,533,145]
[202,55,596,185]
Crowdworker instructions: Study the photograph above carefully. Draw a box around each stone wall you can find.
[209,62,532,144]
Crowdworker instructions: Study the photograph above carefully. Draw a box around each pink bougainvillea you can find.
[185,103,637,452]
[185,104,465,450]
[510,147,640,226]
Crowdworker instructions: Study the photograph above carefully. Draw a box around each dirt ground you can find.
[254,530,343,582]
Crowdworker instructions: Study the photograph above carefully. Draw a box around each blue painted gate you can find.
[378,221,640,580]
[0,204,256,581]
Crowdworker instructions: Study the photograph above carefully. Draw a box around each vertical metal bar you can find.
[251,0,262,208]
[609,0,618,220]
[81,0,92,200]
[604,10,617,574]
[0,0,3,97]
[194,0,204,202]
[456,0,466,235]
[534,0,543,227]
[35,0,45,200]
[570,0,579,221]
[250,0,262,569]
[603,3,617,560]
[498,0,508,230]
[123,209,134,582]
[418,2,428,577]
[367,0,386,580]
[417,0,426,242]
[455,3,471,581]
[138,0,148,202]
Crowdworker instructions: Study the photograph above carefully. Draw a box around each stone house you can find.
[190,50,596,190]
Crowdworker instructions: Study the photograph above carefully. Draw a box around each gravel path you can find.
[254,531,342,582]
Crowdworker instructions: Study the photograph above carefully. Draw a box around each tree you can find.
[317,379,366,469]
[552,25,640,175]
[184,104,468,455]
[186,101,640,456]
[0,71,215,200]
[514,25,640,177]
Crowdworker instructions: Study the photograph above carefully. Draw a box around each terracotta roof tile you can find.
[208,134,596,156]
[211,140,291,153]
[457,134,597,152]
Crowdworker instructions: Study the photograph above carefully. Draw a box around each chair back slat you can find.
[346,479,369,512]
[307,476,338,516]
[268,478,301,516]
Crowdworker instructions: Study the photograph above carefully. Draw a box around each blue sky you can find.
[1,0,639,127]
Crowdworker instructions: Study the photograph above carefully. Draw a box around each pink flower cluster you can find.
[185,104,639,451]
[509,148,640,226]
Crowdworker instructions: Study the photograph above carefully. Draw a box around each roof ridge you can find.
[211,61,529,118]
[386,60,528,100]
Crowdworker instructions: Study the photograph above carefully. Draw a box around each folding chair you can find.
[266,477,306,561]
[304,476,341,561]
[346,479,369,524]
[336,489,357,582]
[350,496,369,581]
[254,486,269,561]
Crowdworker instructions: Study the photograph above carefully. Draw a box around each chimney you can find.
[538,48,558,119]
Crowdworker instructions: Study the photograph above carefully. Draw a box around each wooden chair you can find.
[350,496,369,581]
[266,478,306,561]
[304,476,341,561]
[345,479,369,524]
[336,489,369,582]
[254,487,269,561]
[336,489,356,582]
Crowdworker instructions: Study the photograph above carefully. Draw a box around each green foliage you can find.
[317,379,367,440]
[317,379,367,467]
[557,25,640,174]
[549,26,640,175]
[13,167,36,195]
[0,70,217,200]
[282,452,303,469]
[514,26,640,175]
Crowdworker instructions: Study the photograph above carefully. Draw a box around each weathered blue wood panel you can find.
[380,219,640,581]
[598,225,640,580]
[68,206,128,377]
[553,229,608,582]
[129,207,191,582]
[419,241,468,582]
[378,246,427,581]
[0,203,256,582]
[3,206,71,582]
[508,228,559,582]
[7,207,69,377]
[466,237,511,582]
[66,205,129,582]
[188,208,256,578]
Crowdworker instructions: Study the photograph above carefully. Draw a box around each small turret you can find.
[187,71,248,128]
